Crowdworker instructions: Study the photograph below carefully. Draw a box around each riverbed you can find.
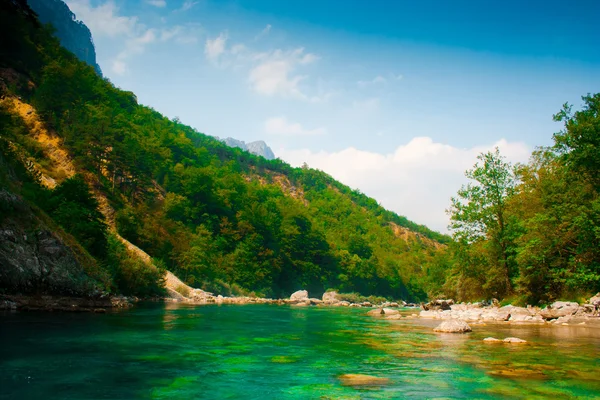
[1,304,599,399]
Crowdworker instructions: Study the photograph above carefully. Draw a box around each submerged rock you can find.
[483,337,502,343]
[338,374,390,386]
[433,319,472,333]
[503,337,527,344]
[367,308,400,317]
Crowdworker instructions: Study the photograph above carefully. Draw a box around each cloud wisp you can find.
[265,117,327,136]
[66,0,198,75]
[202,31,329,101]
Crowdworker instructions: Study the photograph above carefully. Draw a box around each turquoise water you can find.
[1,304,600,399]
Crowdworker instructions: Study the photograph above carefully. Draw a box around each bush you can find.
[105,234,166,297]
[175,284,190,297]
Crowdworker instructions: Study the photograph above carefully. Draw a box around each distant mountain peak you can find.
[220,137,275,160]
[247,141,275,160]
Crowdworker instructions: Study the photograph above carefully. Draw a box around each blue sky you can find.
[65,0,600,232]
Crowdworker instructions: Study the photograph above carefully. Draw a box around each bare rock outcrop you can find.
[433,319,472,333]
[540,301,580,320]
[322,291,339,305]
[290,290,309,302]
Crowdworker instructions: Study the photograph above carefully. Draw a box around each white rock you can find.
[433,319,472,333]
[290,290,309,302]
[503,337,527,344]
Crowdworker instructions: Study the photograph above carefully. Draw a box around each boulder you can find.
[309,298,322,305]
[433,319,472,333]
[290,290,309,302]
[589,293,600,307]
[339,301,350,307]
[367,308,400,317]
[322,291,339,304]
[540,301,580,319]
[503,337,527,344]
[507,306,544,323]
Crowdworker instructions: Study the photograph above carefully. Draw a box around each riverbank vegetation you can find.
[441,95,600,305]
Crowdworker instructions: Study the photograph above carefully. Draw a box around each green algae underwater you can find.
[1,304,599,399]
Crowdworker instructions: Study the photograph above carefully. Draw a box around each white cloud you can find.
[112,59,127,75]
[255,24,272,40]
[146,0,166,7]
[65,0,138,38]
[248,48,320,100]
[201,29,328,101]
[179,0,198,11]
[205,32,228,63]
[277,137,530,232]
[357,75,387,87]
[66,0,198,75]
[265,117,327,136]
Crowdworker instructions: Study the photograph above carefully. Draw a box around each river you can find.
[1,304,599,399]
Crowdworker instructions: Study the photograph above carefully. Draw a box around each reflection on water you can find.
[1,304,599,399]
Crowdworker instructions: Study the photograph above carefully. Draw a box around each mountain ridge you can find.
[0,0,448,301]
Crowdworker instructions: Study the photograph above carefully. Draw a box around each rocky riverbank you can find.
[0,294,133,313]
[417,294,600,326]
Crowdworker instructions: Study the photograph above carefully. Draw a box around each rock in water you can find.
[290,290,309,302]
[483,337,502,343]
[367,308,401,317]
[433,319,472,333]
[338,374,390,386]
[503,337,527,344]
[322,291,339,304]
[540,301,580,319]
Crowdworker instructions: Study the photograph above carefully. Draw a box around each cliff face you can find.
[26,0,102,75]
[0,189,103,296]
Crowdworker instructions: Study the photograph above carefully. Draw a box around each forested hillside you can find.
[0,1,448,301]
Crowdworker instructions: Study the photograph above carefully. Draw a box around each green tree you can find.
[447,148,518,298]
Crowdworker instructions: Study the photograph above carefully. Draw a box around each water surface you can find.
[1,304,599,399]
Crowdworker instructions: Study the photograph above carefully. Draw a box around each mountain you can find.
[0,0,449,301]
[247,141,275,160]
[221,137,276,160]
[26,0,102,75]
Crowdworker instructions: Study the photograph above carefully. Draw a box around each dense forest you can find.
[0,0,447,301]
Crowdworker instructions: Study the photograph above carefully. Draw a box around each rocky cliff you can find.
[26,0,102,75]
[221,137,275,160]
[0,188,105,296]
